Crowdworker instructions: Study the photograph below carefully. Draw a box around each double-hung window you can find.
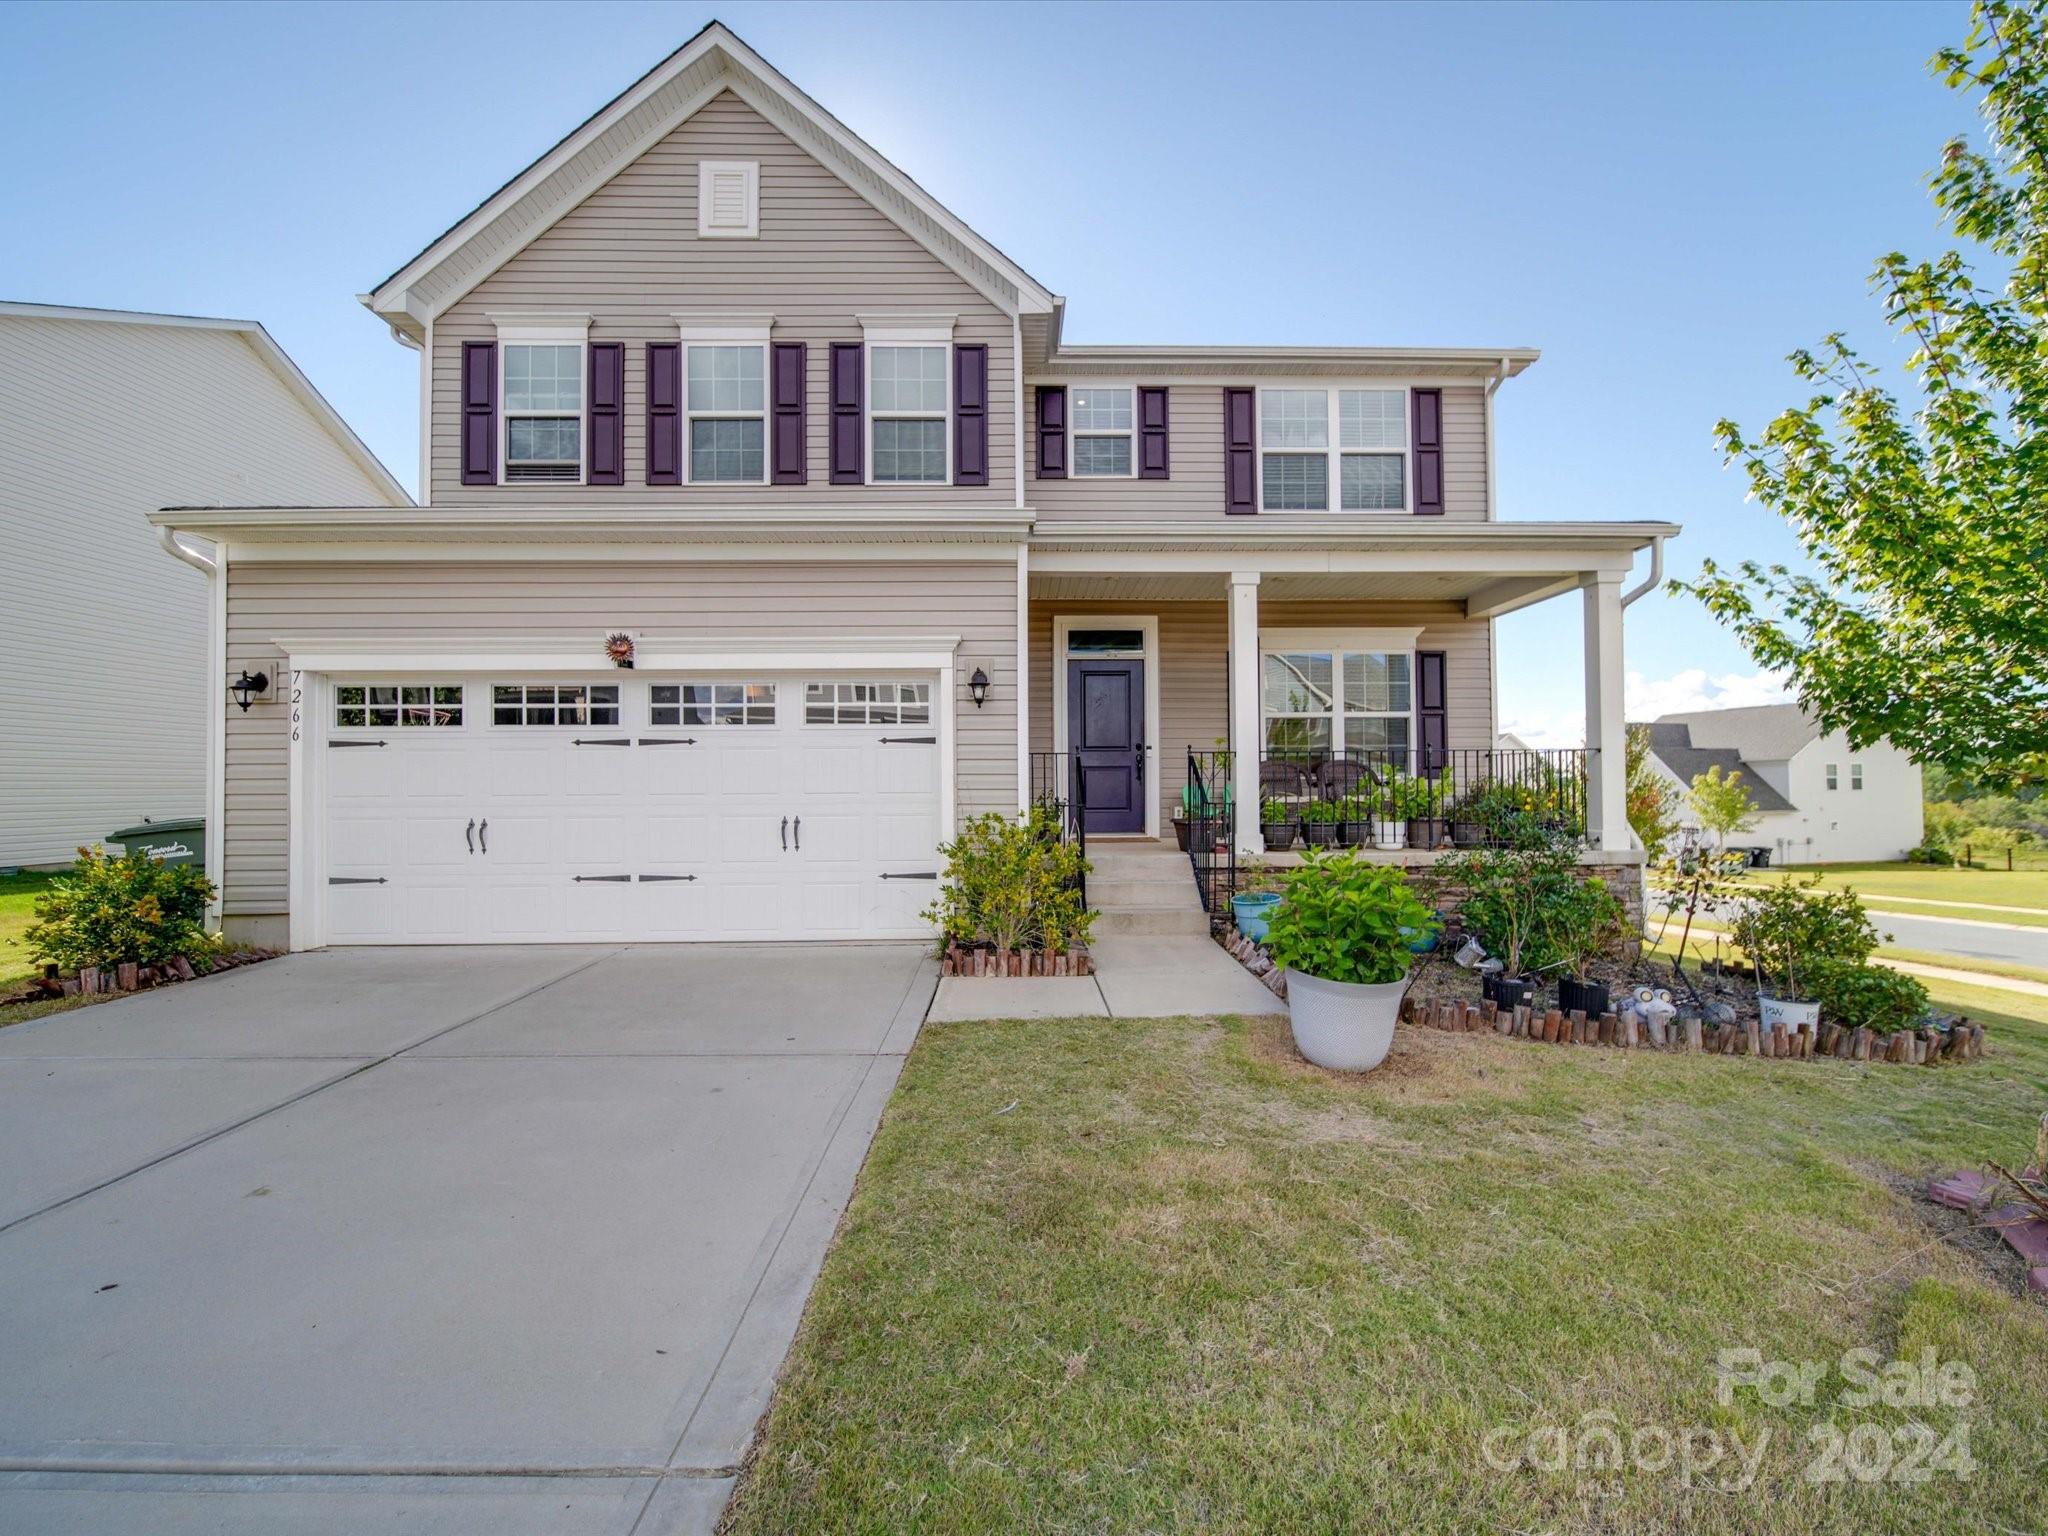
[502,341,585,484]
[869,344,949,483]
[1071,386,1134,477]
[1260,635,1415,761]
[1257,387,1409,511]
[1850,763,1863,791]
[687,345,766,483]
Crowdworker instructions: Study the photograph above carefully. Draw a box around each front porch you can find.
[1024,521,1671,862]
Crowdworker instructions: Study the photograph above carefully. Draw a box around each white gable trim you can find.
[363,24,1053,334]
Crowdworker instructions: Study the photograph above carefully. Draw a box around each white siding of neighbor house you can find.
[0,315,400,868]
[221,559,1020,921]
[1652,734,1923,863]
[429,90,1016,507]
[1024,383,1488,525]
[1029,599,1494,832]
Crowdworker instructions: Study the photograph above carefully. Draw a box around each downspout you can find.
[1620,534,1664,609]
[159,527,227,929]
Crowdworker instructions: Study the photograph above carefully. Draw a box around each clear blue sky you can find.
[1,0,1973,743]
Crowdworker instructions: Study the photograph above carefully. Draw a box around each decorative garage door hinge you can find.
[637,874,698,882]
[328,739,387,748]
[879,871,940,880]
[328,876,387,885]
[879,736,937,745]
[572,874,631,883]
[572,738,632,747]
[636,737,698,746]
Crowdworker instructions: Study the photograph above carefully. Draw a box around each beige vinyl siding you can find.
[1027,383,1487,525]
[431,91,1014,507]
[222,560,1018,918]
[0,316,399,868]
[1029,599,1493,831]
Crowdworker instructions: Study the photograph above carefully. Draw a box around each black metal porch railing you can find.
[1027,751,1086,909]
[1184,749,1236,919]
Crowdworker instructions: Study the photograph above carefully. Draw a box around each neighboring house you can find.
[1639,704,1923,863]
[0,302,408,870]
[151,23,1675,950]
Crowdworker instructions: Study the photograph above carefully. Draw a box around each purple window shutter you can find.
[1224,387,1256,513]
[1412,388,1444,515]
[1137,386,1170,479]
[646,343,680,486]
[1034,386,1066,478]
[772,341,808,485]
[587,343,623,486]
[829,342,863,484]
[953,344,988,486]
[460,341,496,485]
[1416,649,1448,774]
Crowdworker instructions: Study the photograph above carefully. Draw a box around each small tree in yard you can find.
[1680,0,2048,788]
[1627,724,1683,861]
[1688,765,1760,850]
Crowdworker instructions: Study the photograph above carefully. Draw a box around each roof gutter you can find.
[1620,533,1665,608]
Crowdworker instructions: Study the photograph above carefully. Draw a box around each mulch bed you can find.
[1,948,280,1008]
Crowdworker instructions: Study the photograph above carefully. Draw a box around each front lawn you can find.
[727,981,2048,1533]
[1755,863,2048,929]
[0,870,59,991]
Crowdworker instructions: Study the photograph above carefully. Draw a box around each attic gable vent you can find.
[698,160,759,239]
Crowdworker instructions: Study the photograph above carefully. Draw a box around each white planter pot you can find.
[1759,995,1821,1031]
[1284,968,1409,1072]
[1375,824,1407,850]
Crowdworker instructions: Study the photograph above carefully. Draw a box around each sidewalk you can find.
[927,935,1285,1023]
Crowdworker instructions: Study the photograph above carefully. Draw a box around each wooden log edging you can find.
[939,944,1094,978]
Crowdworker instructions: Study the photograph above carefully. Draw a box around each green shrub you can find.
[923,809,1093,955]
[26,848,218,972]
[1438,833,1586,977]
[1541,873,1630,982]
[1721,875,1882,1000]
[1802,958,1930,1033]
[1263,849,1433,986]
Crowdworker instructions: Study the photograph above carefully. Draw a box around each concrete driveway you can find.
[0,943,934,1534]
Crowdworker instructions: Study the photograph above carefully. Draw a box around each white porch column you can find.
[1228,571,1263,856]
[1582,574,1628,852]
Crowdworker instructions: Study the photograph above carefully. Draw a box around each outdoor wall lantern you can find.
[968,667,990,709]
[229,670,270,712]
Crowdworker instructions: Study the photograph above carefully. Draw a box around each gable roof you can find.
[1633,713,1799,815]
[362,22,1055,339]
[0,300,410,506]
[1655,703,1819,763]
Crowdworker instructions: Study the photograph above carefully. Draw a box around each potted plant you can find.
[1230,858,1284,942]
[1334,793,1373,847]
[1171,804,1192,852]
[1373,777,1408,849]
[1263,849,1434,1072]
[1300,798,1341,847]
[1260,798,1300,852]
[1401,768,1453,848]
[1543,872,1627,1018]
[1439,834,1579,1011]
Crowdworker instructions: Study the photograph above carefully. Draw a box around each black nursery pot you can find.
[1556,976,1610,1018]
[1302,821,1339,846]
[1482,973,1538,1009]
[1261,820,1299,851]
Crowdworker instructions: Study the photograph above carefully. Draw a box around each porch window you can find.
[1257,387,1408,511]
[1261,649,1411,758]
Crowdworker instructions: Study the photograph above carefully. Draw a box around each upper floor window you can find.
[1825,763,1839,790]
[1071,387,1134,477]
[1258,387,1408,511]
[1851,763,1864,790]
[870,344,949,483]
[503,343,583,483]
[687,344,766,483]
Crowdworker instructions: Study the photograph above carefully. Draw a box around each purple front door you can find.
[1068,659,1146,835]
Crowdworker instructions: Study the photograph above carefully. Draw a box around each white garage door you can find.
[319,674,943,944]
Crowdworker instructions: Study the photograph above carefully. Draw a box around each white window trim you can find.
[1050,613,1160,840]
[1255,627,1424,758]
[490,313,591,489]
[674,315,775,488]
[1253,384,1412,514]
[1068,382,1138,480]
[864,336,954,488]
[697,159,759,239]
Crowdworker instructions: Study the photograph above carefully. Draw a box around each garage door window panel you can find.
[336,684,464,729]
[491,683,621,727]
[651,682,777,726]
[805,680,932,726]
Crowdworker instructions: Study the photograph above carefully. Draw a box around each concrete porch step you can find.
[1087,876,1205,911]
[1093,907,1211,937]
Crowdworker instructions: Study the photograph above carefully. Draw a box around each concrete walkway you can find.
[0,943,935,1535]
[928,933,1284,1022]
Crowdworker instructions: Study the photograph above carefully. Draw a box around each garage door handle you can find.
[328,876,387,885]
[573,737,631,747]
[880,872,939,880]
[574,874,631,883]
[465,818,475,854]
[329,739,387,748]
[780,816,788,851]
[637,874,697,882]
[880,736,936,745]
[793,816,801,851]
[478,819,487,854]
[636,737,698,746]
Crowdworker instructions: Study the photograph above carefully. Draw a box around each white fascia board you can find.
[148,505,1035,545]
[276,633,962,675]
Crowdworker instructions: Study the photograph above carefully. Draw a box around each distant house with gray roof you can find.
[1633,703,1921,864]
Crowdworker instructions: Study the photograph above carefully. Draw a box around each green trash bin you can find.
[106,818,206,868]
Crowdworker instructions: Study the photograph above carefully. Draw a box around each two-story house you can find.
[152,23,1675,951]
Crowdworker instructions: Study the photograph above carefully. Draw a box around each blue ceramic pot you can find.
[1231,892,1282,942]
